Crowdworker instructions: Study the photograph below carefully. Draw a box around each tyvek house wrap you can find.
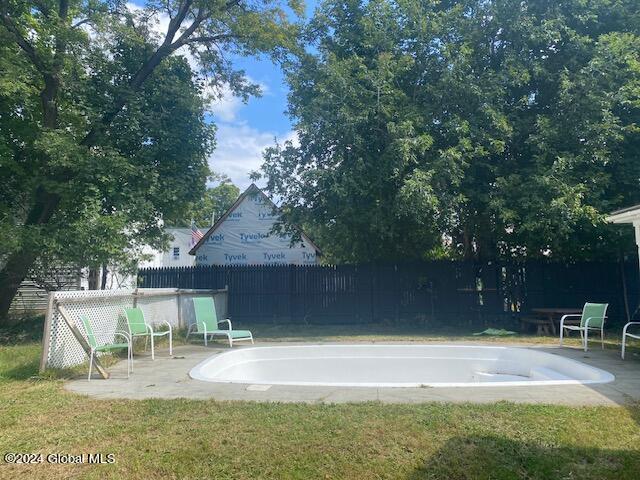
[193,188,319,266]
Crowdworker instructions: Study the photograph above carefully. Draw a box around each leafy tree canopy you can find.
[261,0,640,263]
[178,173,240,228]
[0,0,302,317]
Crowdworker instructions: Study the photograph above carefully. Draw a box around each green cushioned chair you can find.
[559,302,608,352]
[80,315,132,381]
[123,307,173,360]
[186,297,253,347]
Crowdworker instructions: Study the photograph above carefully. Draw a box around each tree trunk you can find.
[0,0,195,319]
[100,265,108,290]
[87,268,100,290]
[0,189,61,321]
[0,2,67,321]
[0,249,41,325]
[462,227,473,260]
[0,195,61,320]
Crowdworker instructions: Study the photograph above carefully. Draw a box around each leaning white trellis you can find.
[40,287,228,374]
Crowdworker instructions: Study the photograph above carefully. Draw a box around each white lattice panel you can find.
[42,288,227,370]
[45,289,136,369]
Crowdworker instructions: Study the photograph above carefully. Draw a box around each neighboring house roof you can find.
[188,183,322,255]
[607,204,640,224]
[163,227,193,241]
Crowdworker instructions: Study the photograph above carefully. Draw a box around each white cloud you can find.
[204,83,243,122]
[282,129,299,147]
[204,78,270,121]
[209,123,294,190]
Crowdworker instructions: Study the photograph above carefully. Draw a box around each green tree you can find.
[0,0,301,320]
[261,0,640,263]
[182,174,240,228]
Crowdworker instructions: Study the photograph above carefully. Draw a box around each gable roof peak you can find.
[188,182,322,256]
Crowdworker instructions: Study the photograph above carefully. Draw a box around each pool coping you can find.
[64,341,640,406]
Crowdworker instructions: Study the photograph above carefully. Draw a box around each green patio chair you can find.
[186,296,253,347]
[559,303,608,352]
[80,315,132,381]
[123,307,173,360]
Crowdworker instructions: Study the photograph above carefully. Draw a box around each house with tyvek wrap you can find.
[189,184,320,265]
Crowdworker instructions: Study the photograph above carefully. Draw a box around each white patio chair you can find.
[559,302,608,352]
[621,322,640,359]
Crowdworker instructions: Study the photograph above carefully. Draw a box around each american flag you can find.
[191,222,204,246]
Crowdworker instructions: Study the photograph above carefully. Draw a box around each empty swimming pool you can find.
[189,345,614,388]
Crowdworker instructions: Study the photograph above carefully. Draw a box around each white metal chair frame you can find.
[186,318,254,347]
[123,308,173,360]
[87,331,132,381]
[559,314,607,352]
[621,322,640,360]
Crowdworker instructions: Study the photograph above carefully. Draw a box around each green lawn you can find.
[1,322,640,479]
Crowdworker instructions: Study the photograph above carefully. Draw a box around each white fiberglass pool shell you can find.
[189,345,614,388]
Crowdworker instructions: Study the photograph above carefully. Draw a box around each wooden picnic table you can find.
[525,307,583,336]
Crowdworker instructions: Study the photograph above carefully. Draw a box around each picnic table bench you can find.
[520,308,583,336]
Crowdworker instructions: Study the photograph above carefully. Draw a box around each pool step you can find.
[473,372,529,382]
[529,367,572,381]
[473,367,573,383]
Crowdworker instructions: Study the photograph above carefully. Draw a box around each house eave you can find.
[607,205,640,224]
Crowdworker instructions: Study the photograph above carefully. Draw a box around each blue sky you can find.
[205,2,320,191]
[205,52,295,191]
[128,1,319,191]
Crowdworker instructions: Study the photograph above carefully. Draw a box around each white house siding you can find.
[194,190,318,266]
[10,270,81,314]
[607,205,640,272]
[139,228,197,268]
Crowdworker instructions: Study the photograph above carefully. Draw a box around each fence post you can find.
[620,257,631,324]
[39,293,56,372]
[289,264,294,322]
[224,284,230,320]
[177,289,183,328]
[370,263,375,322]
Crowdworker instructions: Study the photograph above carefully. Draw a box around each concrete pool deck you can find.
[65,341,640,405]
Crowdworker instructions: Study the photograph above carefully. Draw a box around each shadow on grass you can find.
[0,314,44,344]
[0,355,40,381]
[0,342,118,382]
[0,342,79,381]
[407,434,640,480]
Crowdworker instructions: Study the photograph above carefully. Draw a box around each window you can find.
[172,247,180,260]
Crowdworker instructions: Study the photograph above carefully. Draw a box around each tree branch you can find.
[225,0,242,9]
[163,0,194,46]
[80,0,249,147]
[72,17,92,29]
[33,0,52,18]
[182,33,238,46]
[170,9,209,49]
[0,12,48,73]
[164,0,174,20]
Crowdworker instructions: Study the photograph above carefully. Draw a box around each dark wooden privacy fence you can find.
[138,260,639,328]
